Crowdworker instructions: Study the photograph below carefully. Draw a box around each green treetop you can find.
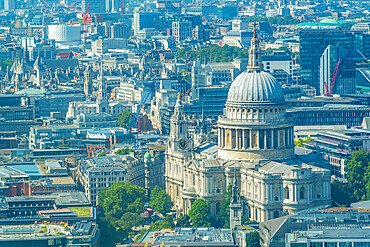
[189,198,210,227]
[149,186,173,215]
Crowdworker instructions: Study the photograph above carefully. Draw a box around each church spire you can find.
[230,166,242,230]
[247,23,262,72]
[232,167,239,204]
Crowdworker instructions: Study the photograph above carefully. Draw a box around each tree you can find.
[98,182,147,244]
[99,182,146,218]
[294,136,313,147]
[55,144,69,149]
[189,199,210,227]
[0,59,13,70]
[149,186,173,215]
[135,229,148,242]
[98,218,117,247]
[116,148,136,155]
[117,110,133,128]
[338,22,355,31]
[216,184,233,228]
[97,152,106,157]
[345,148,370,200]
[176,214,191,227]
[177,45,249,63]
[149,216,175,230]
[331,180,357,207]
[117,212,144,232]
[246,231,260,247]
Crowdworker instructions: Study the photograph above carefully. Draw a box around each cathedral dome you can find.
[227,70,284,104]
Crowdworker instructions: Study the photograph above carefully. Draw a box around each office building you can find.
[78,156,128,205]
[306,129,370,178]
[262,50,293,85]
[222,31,254,48]
[183,85,229,120]
[172,21,192,42]
[288,104,370,128]
[319,45,367,95]
[82,0,106,14]
[217,4,238,19]
[110,23,130,38]
[34,94,86,118]
[299,30,370,89]
[192,25,210,42]
[3,0,15,10]
[133,12,162,35]
[261,206,370,247]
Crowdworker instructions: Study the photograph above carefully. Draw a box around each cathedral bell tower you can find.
[169,93,192,153]
[230,170,242,230]
[96,62,109,113]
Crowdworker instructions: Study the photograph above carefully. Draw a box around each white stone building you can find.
[165,28,331,223]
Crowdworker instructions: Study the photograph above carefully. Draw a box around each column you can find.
[264,130,267,149]
[225,128,228,148]
[249,130,252,148]
[236,129,239,149]
[242,129,245,149]
[219,128,222,147]
[291,127,294,146]
[271,129,274,149]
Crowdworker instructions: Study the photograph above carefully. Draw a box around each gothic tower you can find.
[84,64,93,96]
[230,170,242,230]
[96,62,109,113]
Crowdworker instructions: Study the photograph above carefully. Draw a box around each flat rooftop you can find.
[136,228,236,246]
[0,223,68,240]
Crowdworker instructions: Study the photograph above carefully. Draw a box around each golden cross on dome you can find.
[253,22,257,38]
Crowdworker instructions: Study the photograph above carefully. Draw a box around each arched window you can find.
[299,186,305,200]
[284,186,289,199]
[273,210,279,219]
[317,194,321,199]
[274,196,279,201]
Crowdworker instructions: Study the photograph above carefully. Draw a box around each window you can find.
[299,187,305,200]
[284,186,289,199]
[273,210,279,219]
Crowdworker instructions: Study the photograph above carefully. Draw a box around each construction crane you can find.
[323,58,341,97]
[120,0,125,14]
[59,2,90,44]
[126,81,156,131]
[36,12,58,38]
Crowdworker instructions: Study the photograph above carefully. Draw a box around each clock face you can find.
[178,138,187,149]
